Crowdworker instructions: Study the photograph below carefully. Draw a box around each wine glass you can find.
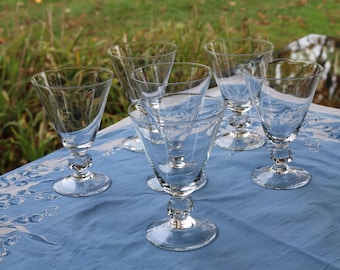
[131,62,212,191]
[107,41,177,153]
[31,67,113,197]
[204,38,274,151]
[242,59,323,189]
[128,94,225,251]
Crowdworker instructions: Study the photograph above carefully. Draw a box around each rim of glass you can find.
[204,38,274,57]
[241,58,324,81]
[107,41,177,60]
[30,66,114,90]
[128,94,225,125]
[131,62,212,86]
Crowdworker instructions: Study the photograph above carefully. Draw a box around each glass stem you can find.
[168,142,186,169]
[69,152,93,181]
[270,144,292,174]
[229,111,250,137]
[167,196,195,229]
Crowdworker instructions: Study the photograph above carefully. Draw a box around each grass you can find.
[0,0,339,174]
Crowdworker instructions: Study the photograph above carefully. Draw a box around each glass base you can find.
[146,171,208,193]
[53,173,112,197]
[122,135,144,153]
[252,165,311,190]
[146,218,217,251]
[215,131,265,151]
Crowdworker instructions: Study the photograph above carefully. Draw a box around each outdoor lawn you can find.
[0,0,339,174]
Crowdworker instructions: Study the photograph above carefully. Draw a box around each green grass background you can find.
[0,0,339,174]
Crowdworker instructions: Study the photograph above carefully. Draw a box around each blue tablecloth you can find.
[1,94,340,269]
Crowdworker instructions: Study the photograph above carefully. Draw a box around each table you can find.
[1,94,340,269]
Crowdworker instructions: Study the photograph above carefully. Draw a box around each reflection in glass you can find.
[129,95,225,251]
[243,59,323,189]
[31,67,113,197]
[205,38,273,151]
[132,62,212,191]
[107,41,177,153]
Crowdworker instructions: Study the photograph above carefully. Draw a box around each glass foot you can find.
[215,131,265,151]
[146,217,217,251]
[252,165,311,190]
[53,173,112,197]
[147,171,208,193]
[122,135,144,153]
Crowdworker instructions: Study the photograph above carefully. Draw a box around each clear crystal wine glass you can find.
[107,41,177,153]
[204,38,274,151]
[129,94,225,251]
[31,67,113,197]
[242,59,323,189]
[131,62,212,191]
